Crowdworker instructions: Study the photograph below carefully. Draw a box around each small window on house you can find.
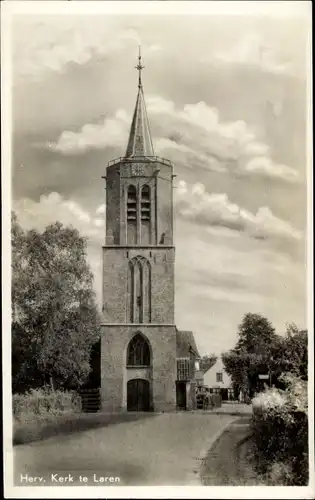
[216,372,223,383]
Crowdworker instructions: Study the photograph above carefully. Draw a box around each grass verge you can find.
[200,417,260,485]
[13,412,158,446]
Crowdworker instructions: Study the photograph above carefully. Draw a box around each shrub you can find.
[13,387,82,423]
[251,373,308,486]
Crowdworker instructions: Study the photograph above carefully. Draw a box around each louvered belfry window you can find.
[127,185,137,244]
[141,185,150,221]
[140,185,151,244]
[177,358,190,381]
[127,185,137,221]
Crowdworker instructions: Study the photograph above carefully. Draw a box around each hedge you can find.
[251,374,308,486]
[13,387,82,422]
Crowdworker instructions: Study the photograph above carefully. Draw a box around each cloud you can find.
[118,28,163,53]
[48,96,300,184]
[48,110,130,153]
[213,33,294,75]
[13,192,104,240]
[13,188,306,355]
[245,156,299,183]
[11,16,307,358]
[174,217,306,354]
[13,18,163,80]
[13,192,105,299]
[174,181,302,241]
[96,204,106,215]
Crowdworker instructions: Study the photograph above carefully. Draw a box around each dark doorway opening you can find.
[127,379,150,411]
[220,388,228,401]
[80,340,101,413]
[176,382,187,410]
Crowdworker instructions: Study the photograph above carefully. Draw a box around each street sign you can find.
[258,374,269,380]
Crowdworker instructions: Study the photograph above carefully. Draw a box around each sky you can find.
[10,3,310,358]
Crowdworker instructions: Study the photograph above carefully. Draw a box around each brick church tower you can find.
[101,50,199,412]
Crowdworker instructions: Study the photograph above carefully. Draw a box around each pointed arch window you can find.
[141,185,151,244]
[127,333,151,366]
[127,256,151,323]
[127,185,137,244]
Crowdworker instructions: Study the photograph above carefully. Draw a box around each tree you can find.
[12,213,101,393]
[221,349,248,389]
[235,312,277,354]
[222,313,278,398]
[199,354,217,374]
[270,323,308,382]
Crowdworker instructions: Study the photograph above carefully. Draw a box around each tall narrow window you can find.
[177,358,190,381]
[127,185,137,244]
[127,261,134,323]
[127,256,151,323]
[127,333,151,366]
[141,185,151,244]
[134,260,143,323]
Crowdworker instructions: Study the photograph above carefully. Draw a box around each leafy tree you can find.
[221,349,248,390]
[12,212,101,393]
[270,323,308,382]
[235,312,277,354]
[222,314,308,398]
[222,313,278,398]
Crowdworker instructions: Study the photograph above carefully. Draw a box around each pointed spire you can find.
[125,47,154,158]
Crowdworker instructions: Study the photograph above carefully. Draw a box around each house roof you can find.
[176,330,200,358]
[195,370,204,380]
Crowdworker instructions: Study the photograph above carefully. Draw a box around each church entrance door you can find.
[127,379,150,411]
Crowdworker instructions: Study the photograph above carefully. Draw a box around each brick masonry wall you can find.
[102,247,175,324]
[155,163,173,245]
[100,325,177,412]
[101,159,178,412]
[105,160,173,246]
[105,165,121,245]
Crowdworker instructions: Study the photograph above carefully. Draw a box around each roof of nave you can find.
[176,329,200,358]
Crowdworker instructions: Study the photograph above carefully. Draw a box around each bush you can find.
[13,387,82,423]
[251,374,308,485]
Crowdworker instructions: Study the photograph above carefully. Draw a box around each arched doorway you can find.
[126,333,152,411]
[127,379,150,411]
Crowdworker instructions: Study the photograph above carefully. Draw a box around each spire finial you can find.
[135,45,144,88]
[125,47,154,157]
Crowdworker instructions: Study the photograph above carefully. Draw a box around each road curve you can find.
[14,412,234,486]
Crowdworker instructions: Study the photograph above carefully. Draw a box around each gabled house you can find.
[176,330,200,410]
[204,357,234,401]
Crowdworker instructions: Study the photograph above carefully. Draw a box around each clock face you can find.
[131,163,144,176]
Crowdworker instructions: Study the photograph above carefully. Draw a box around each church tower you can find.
[101,49,177,412]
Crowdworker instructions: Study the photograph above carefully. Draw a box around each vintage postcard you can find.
[2,1,313,498]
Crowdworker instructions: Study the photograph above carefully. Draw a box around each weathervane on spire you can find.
[135,45,144,88]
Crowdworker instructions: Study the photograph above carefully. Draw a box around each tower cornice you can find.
[108,155,173,169]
